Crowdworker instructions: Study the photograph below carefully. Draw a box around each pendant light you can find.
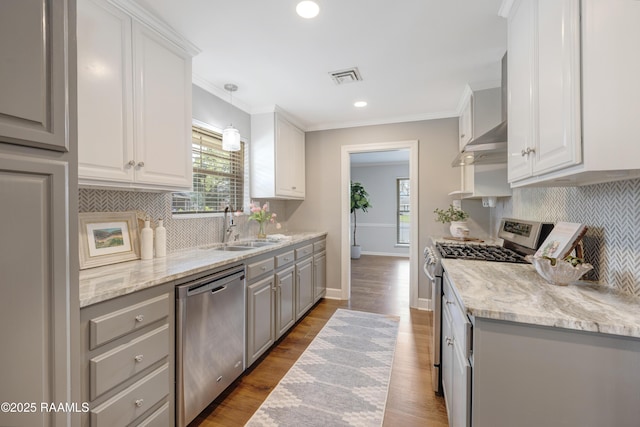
[222,83,241,151]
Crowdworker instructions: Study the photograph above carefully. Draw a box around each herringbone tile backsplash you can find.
[495,178,640,296]
[79,189,288,253]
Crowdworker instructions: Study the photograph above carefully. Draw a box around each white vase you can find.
[449,221,470,238]
[140,220,153,259]
[154,219,166,258]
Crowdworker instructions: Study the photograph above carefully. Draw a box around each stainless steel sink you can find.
[213,246,253,252]
[236,240,276,248]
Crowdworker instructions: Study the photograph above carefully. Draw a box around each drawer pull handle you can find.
[134,354,144,363]
[128,160,136,167]
[137,161,145,168]
[445,301,454,305]
[261,266,267,270]
[135,399,144,408]
[216,376,223,383]
[135,315,144,322]
[284,257,290,261]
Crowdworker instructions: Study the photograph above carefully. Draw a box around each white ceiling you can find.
[133,0,507,131]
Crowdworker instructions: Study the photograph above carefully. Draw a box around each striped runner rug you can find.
[245,308,400,427]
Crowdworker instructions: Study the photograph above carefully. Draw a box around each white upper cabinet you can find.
[251,111,306,199]
[506,0,581,183]
[78,0,197,191]
[458,91,474,151]
[504,0,640,187]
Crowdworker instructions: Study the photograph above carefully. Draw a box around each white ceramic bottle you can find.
[155,218,166,258]
[140,219,153,260]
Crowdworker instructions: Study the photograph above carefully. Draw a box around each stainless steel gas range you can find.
[424,218,554,395]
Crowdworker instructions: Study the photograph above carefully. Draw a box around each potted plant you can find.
[350,181,372,259]
[434,204,470,238]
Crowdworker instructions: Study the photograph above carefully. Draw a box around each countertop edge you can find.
[79,232,327,308]
[442,258,640,340]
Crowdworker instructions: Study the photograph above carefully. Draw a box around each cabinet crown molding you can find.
[108,0,201,56]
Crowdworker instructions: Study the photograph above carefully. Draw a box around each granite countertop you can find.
[442,258,640,339]
[79,232,327,308]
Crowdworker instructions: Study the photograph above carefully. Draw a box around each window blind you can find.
[172,126,244,214]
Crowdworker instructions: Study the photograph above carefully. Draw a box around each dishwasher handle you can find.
[177,266,245,298]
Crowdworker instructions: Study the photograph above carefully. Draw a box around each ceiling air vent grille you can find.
[329,67,363,85]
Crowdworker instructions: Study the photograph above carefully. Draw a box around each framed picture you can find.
[79,212,140,270]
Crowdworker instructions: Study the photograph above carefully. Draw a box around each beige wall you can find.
[284,117,489,300]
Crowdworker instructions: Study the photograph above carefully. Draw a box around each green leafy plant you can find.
[350,181,372,246]
[434,205,469,223]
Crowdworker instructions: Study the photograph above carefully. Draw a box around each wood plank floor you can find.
[191,255,448,426]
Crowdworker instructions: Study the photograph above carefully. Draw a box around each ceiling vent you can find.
[329,67,363,85]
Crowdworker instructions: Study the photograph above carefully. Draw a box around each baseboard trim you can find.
[360,251,410,258]
[324,288,344,300]
[417,297,433,311]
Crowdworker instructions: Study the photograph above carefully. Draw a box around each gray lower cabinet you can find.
[276,265,297,339]
[246,262,276,366]
[295,256,314,320]
[80,283,175,426]
[246,237,326,368]
[471,318,640,427]
[313,250,327,302]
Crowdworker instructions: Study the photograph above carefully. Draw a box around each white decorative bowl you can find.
[525,255,593,286]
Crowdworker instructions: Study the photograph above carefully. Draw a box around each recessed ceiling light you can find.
[354,101,368,108]
[296,1,320,19]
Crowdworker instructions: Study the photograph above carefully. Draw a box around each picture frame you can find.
[79,211,140,270]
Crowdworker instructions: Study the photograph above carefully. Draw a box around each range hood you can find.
[452,53,508,167]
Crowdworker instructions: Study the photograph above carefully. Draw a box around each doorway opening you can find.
[340,141,419,307]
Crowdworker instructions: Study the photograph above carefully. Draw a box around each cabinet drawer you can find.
[136,401,170,427]
[91,364,169,427]
[90,325,169,400]
[446,295,472,361]
[295,244,313,259]
[275,250,295,268]
[247,257,275,281]
[313,240,326,253]
[90,294,169,349]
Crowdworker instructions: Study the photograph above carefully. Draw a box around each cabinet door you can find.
[290,124,305,198]
[441,302,453,425]
[77,0,135,183]
[295,257,314,320]
[246,276,275,366]
[451,343,471,427]
[275,116,305,198]
[275,266,296,338]
[132,22,192,189]
[459,94,473,150]
[0,0,69,151]
[507,0,535,182]
[0,154,75,427]
[275,116,295,197]
[533,0,582,175]
[313,251,326,302]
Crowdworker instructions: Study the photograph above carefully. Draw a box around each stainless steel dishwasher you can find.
[176,264,245,427]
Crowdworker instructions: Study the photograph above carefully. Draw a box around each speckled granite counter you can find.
[79,232,327,308]
[442,258,640,339]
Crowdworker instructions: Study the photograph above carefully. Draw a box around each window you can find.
[397,178,410,244]
[172,126,244,214]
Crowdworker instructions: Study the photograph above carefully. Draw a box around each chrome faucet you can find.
[222,206,236,244]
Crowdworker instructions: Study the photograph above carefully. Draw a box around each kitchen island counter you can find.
[442,258,640,339]
[79,232,327,308]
